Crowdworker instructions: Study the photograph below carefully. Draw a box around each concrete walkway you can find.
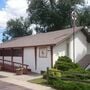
[0,71,42,81]
[0,71,55,90]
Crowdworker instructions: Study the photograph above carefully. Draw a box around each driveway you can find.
[0,81,31,90]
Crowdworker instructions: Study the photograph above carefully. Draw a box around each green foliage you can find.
[79,6,90,26]
[62,68,90,80]
[57,56,72,63]
[27,0,84,32]
[68,68,87,74]
[49,78,90,90]
[48,68,61,78]
[43,68,61,79]
[54,56,79,71]
[3,17,32,42]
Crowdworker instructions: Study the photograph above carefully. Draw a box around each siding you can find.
[69,31,87,63]
[24,47,35,72]
[53,31,87,65]
[53,41,67,65]
[36,46,51,73]
[24,46,51,73]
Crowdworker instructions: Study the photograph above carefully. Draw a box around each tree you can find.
[79,6,90,26]
[27,0,84,32]
[2,17,32,42]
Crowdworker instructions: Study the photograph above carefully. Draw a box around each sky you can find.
[0,0,28,42]
[0,0,90,42]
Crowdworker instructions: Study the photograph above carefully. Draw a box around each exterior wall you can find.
[4,57,11,61]
[69,31,87,63]
[53,31,87,65]
[86,65,90,70]
[4,56,11,65]
[0,56,22,65]
[24,47,35,72]
[53,41,67,65]
[13,57,22,63]
[36,46,51,73]
[0,56,2,59]
[0,56,3,63]
[24,46,51,73]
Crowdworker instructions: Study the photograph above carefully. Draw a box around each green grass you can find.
[28,78,47,85]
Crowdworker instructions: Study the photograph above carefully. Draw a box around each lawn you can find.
[28,78,47,85]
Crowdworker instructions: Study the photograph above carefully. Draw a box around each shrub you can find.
[62,68,90,80]
[43,68,61,79]
[56,56,72,63]
[48,68,61,78]
[52,79,90,90]
[54,56,80,71]
[68,68,87,74]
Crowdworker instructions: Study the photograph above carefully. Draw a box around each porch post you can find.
[50,46,53,68]
[11,48,14,71]
[22,48,24,67]
[35,47,37,70]
[2,48,4,69]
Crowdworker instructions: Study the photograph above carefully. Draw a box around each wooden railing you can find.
[0,59,28,72]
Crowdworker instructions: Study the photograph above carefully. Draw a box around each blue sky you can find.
[0,0,6,42]
[0,0,28,42]
[0,0,5,9]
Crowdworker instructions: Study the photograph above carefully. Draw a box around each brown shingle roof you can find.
[0,27,82,48]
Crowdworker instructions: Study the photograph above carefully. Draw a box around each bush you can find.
[49,68,61,78]
[56,56,72,63]
[52,79,90,90]
[54,56,80,71]
[43,68,61,79]
[62,68,90,80]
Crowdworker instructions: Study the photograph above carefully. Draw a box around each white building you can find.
[0,27,89,73]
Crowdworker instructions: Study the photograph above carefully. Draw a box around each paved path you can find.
[0,71,55,90]
[0,81,31,90]
[0,78,54,90]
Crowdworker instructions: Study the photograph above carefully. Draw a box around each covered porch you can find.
[0,48,28,73]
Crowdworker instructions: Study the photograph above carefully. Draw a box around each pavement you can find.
[0,81,30,90]
[0,71,55,90]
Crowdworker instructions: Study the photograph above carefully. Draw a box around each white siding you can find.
[53,41,67,65]
[0,56,3,63]
[13,57,22,63]
[69,31,87,63]
[0,56,2,59]
[4,56,11,65]
[36,46,51,73]
[24,47,35,72]
[86,65,90,70]
[53,31,87,65]
[24,46,51,73]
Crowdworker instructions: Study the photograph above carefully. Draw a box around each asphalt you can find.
[0,81,31,90]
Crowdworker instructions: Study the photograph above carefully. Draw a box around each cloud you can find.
[85,0,90,5]
[0,0,28,30]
